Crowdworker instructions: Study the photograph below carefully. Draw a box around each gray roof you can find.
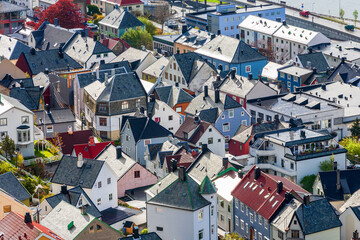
[99,8,144,29]
[45,186,102,218]
[9,87,42,111]
[154,85,194,108]
[0,1,27,13]
[125,117,172,142]
[297,52,329,73]
[142,57,169,79]
[175,28,213,50]
[51,156,105,189]
[153,34,181,46]
[0,172,31,202]
[32,23,76,50]
[198,108,218,123]
[0,35,30,60]
[34,108,75,125]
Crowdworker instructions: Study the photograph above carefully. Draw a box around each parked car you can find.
[345,25,355,31]
[299,10,310,17]
[180,17,186,23]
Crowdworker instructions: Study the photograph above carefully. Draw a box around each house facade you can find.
[0,2,27,35]
[278,66,313,92]
[150,100,184,133]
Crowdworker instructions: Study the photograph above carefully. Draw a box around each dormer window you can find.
[122,101,128,110]
[183,132,188,139]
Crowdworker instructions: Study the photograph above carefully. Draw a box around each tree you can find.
[340,137,360,162]
[50,132,63,154]
[300,174,316,193]
[87,5,101,16]
[17,153,24,168]
[340,8,345,21]
[354,10,359,26]
[151,4,170,33]
[350,118,360,138]
[138,17,157,36]
[319,154,335,172]
[34,0,84,30]
[0,135,15,160]
[225,233,245,240]
[121,28,153,50]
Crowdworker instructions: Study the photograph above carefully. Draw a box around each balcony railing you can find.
[244,163,297,177]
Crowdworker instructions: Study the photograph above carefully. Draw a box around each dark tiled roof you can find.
[51,156,104,189]
[100,207,135,225]
[49,130,93,155]
[93,41,114,55]
[175,117,211,144]
[147,143,163,160]
[155,85,172,103]
[120,232,162,240]
[224,94,242,109]
[351,206,360,221]
[0,35,31,60]
[9,87,41,111]
[318,169,360,201]
[45,186,102,218]
[177,88,194,104]
[199,175,216,194]
[0,172,31,202]
[296,198,342,235]
[147,173,211,211]
[127,117,172,142]
[99,8,145,30]
[158,151,173,168]
[0,1,27,13]
[0,76,34,88]
[233,40,267,63]
[298,52,329,73]
[98,61,132,72]
[77,67,129,88]
[199,108,218,123]
[19,49,82,75]
[328,62,360,83]
[33,23,75,50]
[34,108,75,125]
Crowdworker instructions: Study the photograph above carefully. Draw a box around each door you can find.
[250,228,254,240]
[228,218,231,232]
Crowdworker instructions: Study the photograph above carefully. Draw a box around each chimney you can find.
[24,212,32,224]
[353,230,359,240]
[215,89,220,103]
[248,73,253,80]
[238,170,244,178]
[171,159,177,172]
[277,181,283,194]
[194,116,200,124]
[313,67,317,74]
[61,185,67,194]
[222,157,228,169]
[45,104,51,114]
[321,83,326,91]
[303,194,310,207]
[77,152,84,168]
[254,167,261,180]
[333,161,338,171]
[30,48,36,55]
[257,118,262,124]
[133,226,140,239]
[178,166,186,181]
[211,33,215,40]
[236,34,240,39]
[182,25,188,34]
[68,126,73,135]
[54,18,58,26]
[201,143,208,152]
[175,82,179,87]
[58,46,64,58]
[341,57,346,63]
[285,191,293,203]
[204,85,208,97]
[300,130,306,138]
[100,60,105,65]
[274,115,279,121]
[93,35,97,42]
[81,31,85,38]
[85,28,89,37]
[231,69,236,79]
[283,20,287,26]
[20,80,24,89]
[308,47,313,54]
[44,68,49,74]
[336,169,341,191]
[116,146,122,159]
[140,107,145,115]
[104,73,109,83]
[177,49,180,54]
[217,30,221,35]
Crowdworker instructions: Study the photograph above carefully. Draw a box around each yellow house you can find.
[91,0,144,16]
[0,189,33,220]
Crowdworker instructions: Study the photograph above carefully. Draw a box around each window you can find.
[198,210,204,221]
[96,224,102,232]
[168,115,173,121]
[290,162,294,170]
[96,54,101,58]
[156,227,163,231]
[170,74,172,81]
[107,177,111,184]
[235,216,239,226]
[241,120,247,125]
[229,109,234,118]
[291,230,299,238]
[122,101,128,109]
[99,118,107,126]
[46,126,53,133]
[245,65,251,73]
[250,213,254,223]
[136,99,141,108]
[241,220,244,230]
[258,233,262,240]
[97,198,101,205]
[99,103,107,112]
[3,205,11,213]
[228,204,231,212]
[104,53,108,57]
[235,199,239,208]
[259,215,262,225]
[240,202,244,212]
[246,223,248,233]
[165,72,168,79]
[134,170,140,178]
[176,107,182,112]
[221,214,224,221]
[21,116,29,124]
[98,181,102,188]
[209,128,212,132]
[0,118,7,126]
[223,123,230,132]
[173,63,176,69]
[199,229,204,240]
[144,139,151,145]
[211,205,214,215]
[155,117,160,123]
[208,138,213,144]
[278,230,284,240]
[109,193,113,200]
[264,220,268,229]
[89,226,94,233]
[220,200,224,208]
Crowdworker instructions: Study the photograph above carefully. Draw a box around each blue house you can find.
[195,35,267,79]
[120,116,172,166]
[278,65,313,92]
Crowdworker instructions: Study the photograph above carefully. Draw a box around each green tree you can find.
[22,177,36,195]
[340,8,345,21]
[138,17,157,36]
[300,174,316,193]
[17,153,24,168]
[140,229,148,234]
[354,10,359,26]
[87,5,101,16]
[350,118,360,138]
[121,28,153,50]
[1,135,15,160]
[319,154,335,172]
[225,232,245,240]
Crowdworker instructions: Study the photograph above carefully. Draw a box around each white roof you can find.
[0,94,33,115]
[142,56,169,79]
[140,79,155,94]
[111,47,149,63]
[322,40,360,62]
[279,65,313,76]
[340,188,360,213]
[261,61,285,80]
[213,170,241,202]
[238,15,281,36]
[84,79,106,101]
[64,34,99,65]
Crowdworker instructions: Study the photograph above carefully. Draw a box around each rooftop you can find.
[48,130,93,155]
[0,35,30,60]
[175,28,213,50]
[0,1,28,13]
[34,108,75,125]
[99,8,144,29]
[0,172,31,202]
[322,40,360,62]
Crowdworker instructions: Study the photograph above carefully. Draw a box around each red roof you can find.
[165,148,199,172]
[175,117,211,144]
[100,38,130,51]
[73,141,114,159]
[0,212,63,240]
[48,130,93,155]
[106,0,143,6]
[231,166,307,220]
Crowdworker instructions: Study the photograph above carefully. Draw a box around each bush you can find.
[141,229,148,234]
[93,13,104,25]
[300,174,316,193]
[138,17,156,36]
[121,28,153,50]
[87,5,101,16]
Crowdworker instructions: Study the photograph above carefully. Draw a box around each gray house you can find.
[121,116,172,166]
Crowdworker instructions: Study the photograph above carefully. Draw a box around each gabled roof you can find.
[0,172,31,202]
[155,85,172,103]
[142,56,169,79]
[49,130,93,155]
[147,173,211,211]
[295,198,342,235]
[154,85,194,108]
[328,61,360,83]
[224,94,242,109]
[198,108,218,124]
[0,1,27,13]
[99,8,145,29]
[199,175,216,194]
[0,94,33,115]
[125,117,172,142]
[164,147,198,172]
[174,116,211,144]
[73,141,114,159]
[9,86,42,111]
[45,186,101,218]
[111,47,151,65]
[231,166,307,220]
[0,35,30,60]
[51,156,105,189]
[297,52,329,73]
[34,108,75,125]
[213,169,241,202]
[147,143,163,160]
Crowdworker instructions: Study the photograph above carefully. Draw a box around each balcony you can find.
[255,148,276,156]
[244,163,297,177]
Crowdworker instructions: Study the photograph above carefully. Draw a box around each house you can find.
[0,212,64,240]
[72,137,113,159]
[0,2,27,35]
[231,166,308,240]
[120,116,172,165]
[28,21,76,51]
[0,188,33,221]
[146,167,218,240]
[111,47,157,79]
[0,59,26,80]
[327,59,360,83]
[245,128,347,184]
[261,61,285,82]
[293,51,330,72]
[41,201,122,240]
[152,85,194,116]
[83,72,147,140]
[149,99,184,133]
[278,65,313,92]
[321,40,360,67]
[0,35,30,60]
[340,205,360,240]
[99,8,145,38]
[271,196,342,240]
[175,116,226,156]
[95,144,157,198]
[213,168,242,233]
[0,94,35,157]
[0,172,31,206]
[164,146,199,174]
[185,87,251,141]
[153,34,181,56]
[174,26,213,54]
[39,185,102,220]
[246,92,345,138]
[195,35,267,79]
[142,57,169,83]
[62,34,116,69]
[51,155,118,212]
[91,0,144,15]
[34,107,76,138]
[99,37,130,55]
[16,48,83,76]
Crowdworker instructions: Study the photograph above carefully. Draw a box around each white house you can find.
[0,94,34,158]
[146,168,218,240]
[150,99,184,134]
[50,154,118,212]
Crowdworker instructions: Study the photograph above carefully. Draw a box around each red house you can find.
[229,125,253,156]
[0,2,27,35]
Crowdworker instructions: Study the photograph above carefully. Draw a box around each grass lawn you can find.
[35,149,54,158]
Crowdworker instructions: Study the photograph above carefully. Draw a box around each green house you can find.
[99,7,145,38]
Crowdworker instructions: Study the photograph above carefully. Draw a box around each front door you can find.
[228,218,231,232]
[250,228,254,240]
